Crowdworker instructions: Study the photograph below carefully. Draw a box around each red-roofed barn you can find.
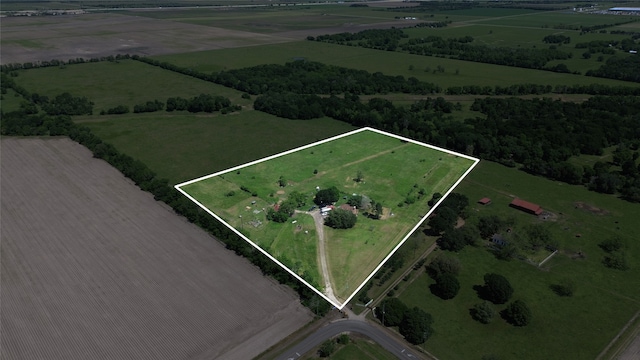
[510,198,543,215]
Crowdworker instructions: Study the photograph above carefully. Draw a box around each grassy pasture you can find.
[11,60,249,111]
[397,160,640,359]
[81,111,355,184]
[0,89,25,113]
[179,129,476,303]
[153,40,638,88]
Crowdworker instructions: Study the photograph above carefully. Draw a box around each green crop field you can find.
[396,160,640,360]
[178,128,477,305]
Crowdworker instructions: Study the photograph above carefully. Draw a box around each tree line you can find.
[446,83,640,96]
[250,92,640,202]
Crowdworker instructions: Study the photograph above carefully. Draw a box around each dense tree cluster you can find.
[0,53,132,73]
[42,92,93,115]
[543,34,571,44]
[100,105,129,115]
[216,60,440,95]
[376,298,434,345]
[324,208,357,229]
[586,56,640,83]
[427,253,461,278]
[166,94,235,113]
[133,99,164,113]
[401,35,572,70]
[1,112,75,136]
[314,28,408,51]
[314,186,340,206]
[447,83,640,96]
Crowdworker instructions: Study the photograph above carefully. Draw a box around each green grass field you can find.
[397,160,640,360]
[153,40,637,88]
[6,2,640,357]
[179,128,477,303]
[11,59,249,112]
[81,111,355,184]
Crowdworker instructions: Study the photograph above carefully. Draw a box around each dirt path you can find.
[297,210,338,305]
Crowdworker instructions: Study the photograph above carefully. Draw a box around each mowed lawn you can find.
[180,129,477,302]
[398,160,640,360]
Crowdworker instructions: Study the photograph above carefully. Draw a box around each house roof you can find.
[510,198,543,215]
[340,203,355,211]
[478,197,491,204]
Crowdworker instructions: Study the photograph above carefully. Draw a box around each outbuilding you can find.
[509,198,543,215]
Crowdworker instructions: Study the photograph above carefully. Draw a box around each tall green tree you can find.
[400,307,434,345]
[482,273,514,304]
[314,186,340,205]
[502,300,532,326]
[324,208,357,229]
[431,273,460,300]
[377,298,408,327]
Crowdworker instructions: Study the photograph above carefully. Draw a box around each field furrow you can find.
[0,137,312,360]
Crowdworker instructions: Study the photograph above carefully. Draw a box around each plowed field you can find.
[0,137,312,360]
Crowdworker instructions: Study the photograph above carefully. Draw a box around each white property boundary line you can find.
[175,127,480,309]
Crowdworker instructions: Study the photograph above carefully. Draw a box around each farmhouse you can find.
[510,198,543,215]
[339,203,358,215]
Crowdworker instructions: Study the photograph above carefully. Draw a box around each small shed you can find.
[478,197,492,205]
[491,234,508,247]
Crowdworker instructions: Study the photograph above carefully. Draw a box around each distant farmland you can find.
[0,138,312,360]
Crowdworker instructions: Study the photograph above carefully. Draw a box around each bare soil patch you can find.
[0,13,292,64]
[574,201,610,216]
[0,137,312,360]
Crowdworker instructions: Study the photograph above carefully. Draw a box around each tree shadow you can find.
[473,284,490,301]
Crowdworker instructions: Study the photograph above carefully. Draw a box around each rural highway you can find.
[276,319,421,360]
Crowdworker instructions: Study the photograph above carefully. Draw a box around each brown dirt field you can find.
[0,13,293,64]
[0,137,312,360]
[574,201,610,216]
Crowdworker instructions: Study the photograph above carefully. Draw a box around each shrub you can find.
[471,301,496,324]
[502,300,532,326]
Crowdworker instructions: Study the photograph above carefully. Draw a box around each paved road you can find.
[277,319,420,360]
